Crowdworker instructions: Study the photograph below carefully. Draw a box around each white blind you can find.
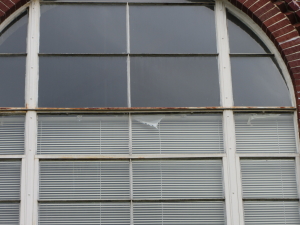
[0,116,24,155]
[241,160,298,198]
[235,114,296,153]
[132,160,223,199]
[37,115,129,154]
[39,161,130,199]
[39,203,131,225]
[132,114,223,154]
[0,203,19,225]
[133,202,225,225]
[244,202,300,225]
[0,161,21,200]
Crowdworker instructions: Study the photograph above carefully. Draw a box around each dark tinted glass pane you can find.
[40,5,126,53]
[130,6,216,53]
[39,57,127,107]
[231,57,291,106]
[0,11,28,53]
[131,57,220,107]
[0,57,25,107]
[227,12,270,53]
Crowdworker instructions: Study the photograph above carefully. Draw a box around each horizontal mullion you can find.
[238,153,299,158]
[0,200,20,203]
[36,154,225,160]
[0,155,24,159]
[40,2,215,6]
[38,53,218,57]
[0,53,27,56]
[243,198,299,201]
[230,53,274,57]
[38,198,224,203]
[0,107,294,113]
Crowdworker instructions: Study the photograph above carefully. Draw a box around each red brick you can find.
[263,13,287,27]
[249,0,269,12]
[284,11,297,24]
[254,3,275,17]
[272,25,295,37]
[295,79,300,85]
[290,66,300,73]
[275,1,288,13]
[268,19,291,32]
[276,31,299,42]
[1,0,15,9]
[259,8,281,22]
[286,52,300,61]
[283,45,300,55]
[280,38,300,49]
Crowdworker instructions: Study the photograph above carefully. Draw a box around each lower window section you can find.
[244,201,300,225]
[38,202,225,225]
[39,203,131,225]
[133,202,225,225]
[0,203,19,225]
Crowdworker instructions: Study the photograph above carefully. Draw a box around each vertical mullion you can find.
[23,0,40,225]
[24,111,38,225]
[129,114,134,225]
[25,0,40,109]
[216,1,244,224]
[222,111,244,225]
[293,112,300,199]
[215,0,233,107]
[127,3,131,108]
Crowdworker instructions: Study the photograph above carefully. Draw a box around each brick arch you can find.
[1,0,300,120]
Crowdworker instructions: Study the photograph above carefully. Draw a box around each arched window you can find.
[0,0,299,225]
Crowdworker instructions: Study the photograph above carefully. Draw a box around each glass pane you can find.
[235,113,296,153]
[241,160,297,198]
[0,116,25,155]
[40,5,126,53]
[0,203,19,225]
[40,161,130,199]
[130,6,216,53]
[0,57,25,107]
[227,12,270,53]
[131,57,220,107]
[0,161,21,200]
[134,202,225,225]
[132,160,223,199]
[38,115,129,154]
[0,11,28,53]
[39,56,127,107]
[39,203,131,225]
[132,114,223,154]
[244,202,300,225]
[231,57,291,106]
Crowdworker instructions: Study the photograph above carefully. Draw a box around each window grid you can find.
[0,0,298,225]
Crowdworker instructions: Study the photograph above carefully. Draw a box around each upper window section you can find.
[227,12,270,53]
[0,11,28,53]
[130,5,216,54]
[40,5,127,53]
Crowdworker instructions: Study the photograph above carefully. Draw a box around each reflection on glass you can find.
[227,12,270,53]
[130,6,216,53]
[0,57,25,107]
[231,57,291,106]
[40,5,126,53]
[131,57,220,107]
[39,57,127,107]
[0,11,28,53]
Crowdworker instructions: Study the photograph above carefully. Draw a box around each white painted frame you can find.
[0,0,299,225]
